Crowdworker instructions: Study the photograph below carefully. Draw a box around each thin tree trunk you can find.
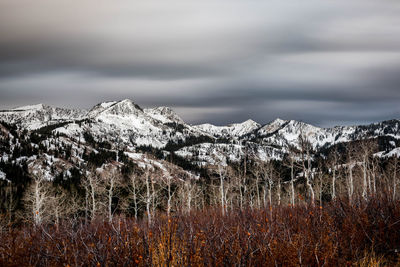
[108,177,114,223]
[393,159,397,201]
[256,176,260,209]
[218,165,225,216]
[306,152,315,207]
[145,171,152,224]
[131,175,138,220]
[362,158,368,200]
[290,158,295,206]
[332,167,336,200]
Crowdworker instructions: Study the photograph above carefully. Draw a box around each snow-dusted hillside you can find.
[0,104,86,130]
[144,106,185,124]
[194,119,261,139]
[0,99,399,172]
[250,119,400,151]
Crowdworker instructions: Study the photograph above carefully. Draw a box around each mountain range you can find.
[0,99,399,181]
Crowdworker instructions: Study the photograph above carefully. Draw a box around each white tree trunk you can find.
[256,176,261,209]
[108,176,115,223]
[130,174,138,220]
[290,159,295,206]
[33,180,43,225]
[218,165,225,216]
[145,170,152,224]
[393,159,397,201]
[348,165,354,204]
[332,167,336,200]
[167,177,172,217]
[187,181,192,213]
[362,159,368,200]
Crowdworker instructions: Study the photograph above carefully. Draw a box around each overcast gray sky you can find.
[1,0,400,127]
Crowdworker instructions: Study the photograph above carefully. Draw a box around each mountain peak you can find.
[89,99,143,117]
[257,118,288,136]
[271,118,287,125]
[115,99,143,110]
[144,106,184,124]
[242,119,259,126]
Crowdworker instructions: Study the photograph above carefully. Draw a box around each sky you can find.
[1,0,400,127]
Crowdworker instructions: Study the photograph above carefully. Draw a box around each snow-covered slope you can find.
[252,119,400,151]
[194,119,261,139]
[0,104,86,130]
[175,142,284,166]
[52,99,209,149]
[144,106,185,124]
[1,99,399,169]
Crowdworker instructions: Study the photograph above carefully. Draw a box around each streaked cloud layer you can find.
[1,0,400,126]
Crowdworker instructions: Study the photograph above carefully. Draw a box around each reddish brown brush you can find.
[1,195,399,266]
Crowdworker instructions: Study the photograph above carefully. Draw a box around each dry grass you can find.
[1,196,400,266]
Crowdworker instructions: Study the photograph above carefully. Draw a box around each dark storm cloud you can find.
[1,0,400,127]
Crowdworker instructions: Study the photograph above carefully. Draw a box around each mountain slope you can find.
[0,104,86,130]
[194,119,261,139]
[0,99,399,169]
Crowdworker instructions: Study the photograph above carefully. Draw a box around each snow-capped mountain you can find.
[0,99,399,172]
[51,99,208,149]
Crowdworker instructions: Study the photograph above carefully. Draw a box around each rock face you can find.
[1,99,399,167]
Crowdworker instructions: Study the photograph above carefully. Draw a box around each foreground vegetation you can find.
[1,195,399,266]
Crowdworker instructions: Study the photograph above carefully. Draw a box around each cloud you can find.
[0,0,400,127]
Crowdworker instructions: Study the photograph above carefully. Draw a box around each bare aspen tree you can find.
[230,164,244,209]
[52,189,66,226]
[163,166,178,217]
[346,144,355,204]
[394,157,398,201]
[355,139,377,200]
[49,187,82,227]
[82,167,102,222]
[329,147,339,200]
[277,176,282,206]
[388,156,399,201]
[140,165,160,224]
[129,172,140,220]
[89,171,100,222]
[360,141,371,200]
[108,176,115,222]
[224,165,235,211]
[144,167,152,224]
[252,162,262,209]
[84,180,89,223]
[237,158,247,210]
[370,157,379,196]
[150,172,160,219]
[24,172,49,225]
[101,167,121,223]
[298,130,315,207]
[285,147,297,206]
[185,179,193,213]
[6,182,17,225]
[316,161,324,206]
[290,152,296,206]
[253,160,275,210]
[216,158,227,215]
